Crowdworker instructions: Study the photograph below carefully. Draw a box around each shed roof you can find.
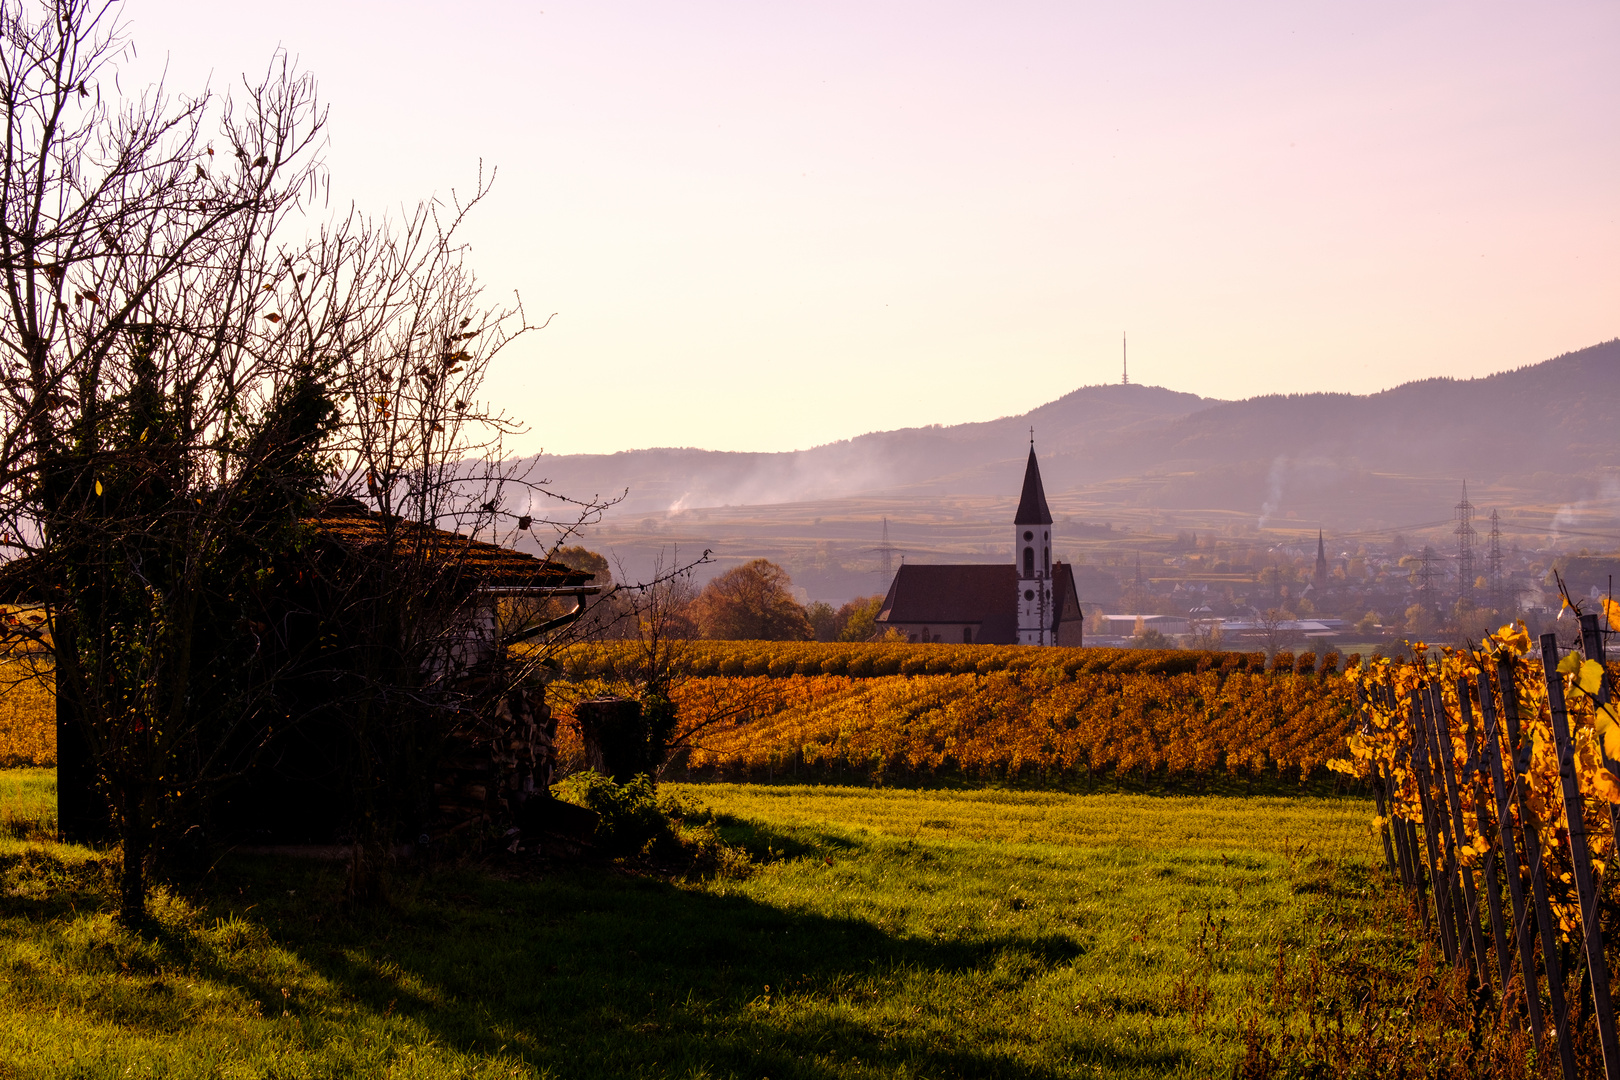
[306,500,596,592]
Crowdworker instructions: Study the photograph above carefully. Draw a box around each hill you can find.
[515,340,1620,599]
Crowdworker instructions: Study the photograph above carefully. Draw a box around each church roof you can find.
[1014,446,1053,525]
[876,562,1081,644]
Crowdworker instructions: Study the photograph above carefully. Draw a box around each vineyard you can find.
[2,640,1365,786]
[552,642,1360,787]
[553,640,1326,679]
[1333,610,1620,1078]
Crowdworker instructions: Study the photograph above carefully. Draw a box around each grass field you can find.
[0,768,1449,1079]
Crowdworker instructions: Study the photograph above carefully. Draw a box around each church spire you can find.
[1314,530,1328,590]
[1015,443,1052,525]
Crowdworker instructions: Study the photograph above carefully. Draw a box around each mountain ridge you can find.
[526,339,1620,519]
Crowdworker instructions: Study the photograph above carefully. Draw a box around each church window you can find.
[1023,547,1034,576]
[1024,589,1035,601]
[1023,530,1033,542]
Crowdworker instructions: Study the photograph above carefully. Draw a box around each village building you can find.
[874,445,1083,646]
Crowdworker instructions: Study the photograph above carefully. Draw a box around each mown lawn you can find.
[0,771,1417,1079]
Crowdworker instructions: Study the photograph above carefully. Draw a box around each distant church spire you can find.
[1121,332,1129,386]
[1014,442,1055,646]
[1314,530,1328,590]
[1015,444,1053,526]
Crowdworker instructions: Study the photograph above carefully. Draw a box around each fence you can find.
[1336,612,1620,1078]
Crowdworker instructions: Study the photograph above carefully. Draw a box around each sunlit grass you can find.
[672,782,1380,861]
[0,769,1414,1078]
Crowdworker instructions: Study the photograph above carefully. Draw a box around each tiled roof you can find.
[307,502,594,591]
[877,561,1082,645]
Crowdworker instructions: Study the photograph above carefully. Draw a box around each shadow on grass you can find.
[190,823,1173,1079]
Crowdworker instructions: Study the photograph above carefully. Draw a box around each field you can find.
[552,645,1356,790]
[0,767,1479,1079]
[0,659,53,768]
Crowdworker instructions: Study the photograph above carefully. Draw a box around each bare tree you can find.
[1255,607,1302,661]
[0,0,607,917]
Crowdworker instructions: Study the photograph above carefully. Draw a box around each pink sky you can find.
[129,0,1617,455]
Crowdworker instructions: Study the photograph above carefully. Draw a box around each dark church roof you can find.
[877,562,1081,644]
[1014,447,1052,525]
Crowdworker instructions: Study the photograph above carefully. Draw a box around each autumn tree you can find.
[836,595,884,642]
[691,559,812,641]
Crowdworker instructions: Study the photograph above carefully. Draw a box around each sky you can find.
[123,0,1618,456]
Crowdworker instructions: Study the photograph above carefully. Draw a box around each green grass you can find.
[0,771,1436,1079]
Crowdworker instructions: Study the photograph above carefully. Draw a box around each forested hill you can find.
[1136,339,1620,479]
[525,339,1620,518]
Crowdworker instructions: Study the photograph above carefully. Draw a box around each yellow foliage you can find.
[0,661,54,767]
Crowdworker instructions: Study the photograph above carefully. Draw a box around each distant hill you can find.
[523,383,1213,515]
[526,339,1620,520]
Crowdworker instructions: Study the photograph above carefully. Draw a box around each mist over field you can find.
[513,340,1620,600]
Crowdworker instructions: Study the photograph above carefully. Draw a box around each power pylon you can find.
[1416,545,1441,612]
[870,518,899,581]
[1487,509,1505,612]
[1455,481,1476,606]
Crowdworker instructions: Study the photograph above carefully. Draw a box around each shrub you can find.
[550,772,751,876]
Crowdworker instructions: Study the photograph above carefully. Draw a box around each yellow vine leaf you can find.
[1558,652,1582,677]
[1495,623,1531,656]
[1579,659,1607,696]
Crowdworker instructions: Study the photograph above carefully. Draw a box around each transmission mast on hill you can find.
[1121,332,1130,386]
[1455,481,1477,607]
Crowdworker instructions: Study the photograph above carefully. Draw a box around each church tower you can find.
[1014,440,1054,646]
[1314,531,1329,591]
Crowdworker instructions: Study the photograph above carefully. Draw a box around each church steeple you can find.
[1314,530,1328,590]
[1015,442,1053,526]
[1015,440,1054,645]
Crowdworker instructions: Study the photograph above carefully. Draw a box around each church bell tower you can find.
[1014,438,1054,646]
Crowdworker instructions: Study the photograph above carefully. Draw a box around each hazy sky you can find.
[127,0,1617,456]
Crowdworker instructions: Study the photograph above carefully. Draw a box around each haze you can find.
[128,0,1618,456]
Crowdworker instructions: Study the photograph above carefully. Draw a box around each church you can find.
[873,444,1084,646]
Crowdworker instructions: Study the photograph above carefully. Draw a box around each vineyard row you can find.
[551,640,1356,681]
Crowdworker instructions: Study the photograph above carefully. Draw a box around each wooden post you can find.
[1359,687,1401,878]
[1378,758,1412,889]
[1477,667,1545,1037]
[1412,688,1459,963]
[1425,681,1481,973]
[1392,674,1429,922]
[1499,655,1577,1080]
[1539,632,1620,1080]
[1429,682,1486,975]
[1578,613,1620,875]
[1459,676,1512,997]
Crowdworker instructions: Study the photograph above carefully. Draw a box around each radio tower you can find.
[1454,481,1477,606]
[1487,508,1505,612]
[1121,332,1129,385]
